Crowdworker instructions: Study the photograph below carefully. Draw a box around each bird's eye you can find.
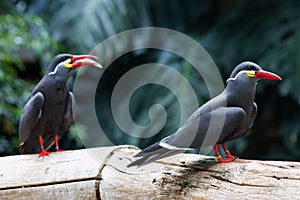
[246,65,258,71]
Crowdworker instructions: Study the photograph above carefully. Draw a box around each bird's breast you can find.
[55,81,68,95]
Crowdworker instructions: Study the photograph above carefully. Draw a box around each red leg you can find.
[221,143,236,162]
[213,144,236,163]
[213,145,222,161]
[54,135,63,152]
[39,136,51,157]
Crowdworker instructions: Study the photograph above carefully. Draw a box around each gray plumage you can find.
[128,61,281,167]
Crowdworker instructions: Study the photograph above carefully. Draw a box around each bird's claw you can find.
[226,155,237,162]
[225,151,237,162]
[215,156,236,163]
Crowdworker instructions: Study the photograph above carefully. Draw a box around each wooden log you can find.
[0,145,299,199]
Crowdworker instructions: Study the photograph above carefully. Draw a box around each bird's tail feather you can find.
[128,142,185,167]
[19,144,25,154]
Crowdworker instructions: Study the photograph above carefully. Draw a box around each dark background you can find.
[0,0,299,161]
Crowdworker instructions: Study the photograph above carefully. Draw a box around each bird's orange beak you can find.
[68,55,102,69]
[255,70,282,81]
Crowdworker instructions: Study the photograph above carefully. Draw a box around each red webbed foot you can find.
[39,148,51,157]
[39,136,51,157]
[55,146,64,153]
[213,144,237,163]
[214,155,234,163]
[224,151,236,162]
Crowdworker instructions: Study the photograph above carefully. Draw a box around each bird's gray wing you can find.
[45,92,74,150]
[161,106,246,149]
[216,106,248,143]
[19,92,44,150]
[128,107,246,167]
[248,102,257,128]
[218,103,256,143]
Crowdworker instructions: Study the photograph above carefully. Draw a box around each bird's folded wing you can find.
[161,106,246,149]
[19,92,44,145]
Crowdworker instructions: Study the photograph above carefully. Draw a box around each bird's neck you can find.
[47,73,70,82]
[225,80,256,109]
[40,75,70,95]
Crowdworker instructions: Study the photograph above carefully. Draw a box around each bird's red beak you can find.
[255,70,282,81]
[69,55,102,69]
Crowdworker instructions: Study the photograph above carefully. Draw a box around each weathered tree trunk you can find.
[0,145,299,199]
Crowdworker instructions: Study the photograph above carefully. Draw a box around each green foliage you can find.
[0,14,61,68]
[203,1,300,96]
[43,0,151,52]
[0,13,60,155]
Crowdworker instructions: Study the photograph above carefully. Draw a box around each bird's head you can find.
[226,61,282,83]
[47,54,102,78]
